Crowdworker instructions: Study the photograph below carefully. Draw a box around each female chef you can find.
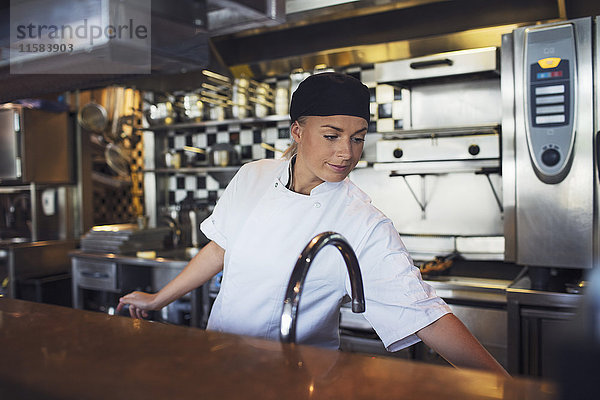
[117,72,507,376]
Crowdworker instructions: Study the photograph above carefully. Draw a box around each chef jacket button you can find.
[314,202,321,208]
[275,182,278,187]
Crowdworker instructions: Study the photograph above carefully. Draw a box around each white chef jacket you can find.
[200,158,451,351]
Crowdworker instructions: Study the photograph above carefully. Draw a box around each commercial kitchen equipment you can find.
[369,47,504,259]
[0,239,77,302]
[70,248,214,328]
[346,47,515,366]
[0,105,71,184]
[502,16,598,274]
[501,15,600,377]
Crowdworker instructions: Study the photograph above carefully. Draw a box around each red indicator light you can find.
[551,71,563,77]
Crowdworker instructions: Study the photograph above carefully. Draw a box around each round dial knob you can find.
[393,148,404,159]
[468,144,480,156]
[541,148,561,167]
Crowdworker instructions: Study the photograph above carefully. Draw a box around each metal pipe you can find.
[280,231,365,344]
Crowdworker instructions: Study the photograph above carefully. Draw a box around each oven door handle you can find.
[80,271,111,279]
[410,58,454,69]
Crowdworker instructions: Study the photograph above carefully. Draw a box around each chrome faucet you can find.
[280,232,366,343]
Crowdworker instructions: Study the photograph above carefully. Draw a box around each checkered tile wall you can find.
[162,65,408,206]
[93,132,145,225]
[165,119,293,205]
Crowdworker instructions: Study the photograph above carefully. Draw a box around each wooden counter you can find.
[0,298,555,400]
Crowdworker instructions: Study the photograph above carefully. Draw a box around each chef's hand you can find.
[116,292,158,319]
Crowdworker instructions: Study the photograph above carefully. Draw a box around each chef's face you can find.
[291,115,367,194]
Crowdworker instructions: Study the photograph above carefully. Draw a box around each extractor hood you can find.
[0,0,286,102]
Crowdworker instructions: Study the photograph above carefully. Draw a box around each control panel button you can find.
[536,105,565,114]
[541,148,561,166]
[536,95,565,105]
[535,85,565,95]
[537,57,562,69]
[468,144,480,156]
[393,148,403,159]
[536,114,565,124]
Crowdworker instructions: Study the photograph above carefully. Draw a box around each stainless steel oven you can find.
[352,47,505,261]
[502,16,599,272]
[0,105,71,184]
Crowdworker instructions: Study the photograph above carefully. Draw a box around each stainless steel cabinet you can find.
[507,279,581,377]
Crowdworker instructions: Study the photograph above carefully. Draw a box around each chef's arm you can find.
[416,313,510,377]
[116,241,224,318]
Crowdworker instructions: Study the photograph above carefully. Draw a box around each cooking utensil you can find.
[184,146,207,166]
[105,143,131,177]
[78,102,108,133]
[183,146,205,154]
[274,87,289,115]
[260,143,283,153]
[144,94,177,126]
[177,93,204,122]
[209,143,239,167]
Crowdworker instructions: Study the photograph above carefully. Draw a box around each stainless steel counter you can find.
[69,248,211,328]
[0,239,78,299]
[506,276,583,377]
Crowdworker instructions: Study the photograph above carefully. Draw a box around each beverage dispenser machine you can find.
[502,17,598,275]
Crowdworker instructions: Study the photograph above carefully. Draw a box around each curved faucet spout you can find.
[280,231,366,344]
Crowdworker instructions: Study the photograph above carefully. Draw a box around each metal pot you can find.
[177,93,204,122]
[78,102,108,133]
[209,143,239,167]
[144,94,177,126]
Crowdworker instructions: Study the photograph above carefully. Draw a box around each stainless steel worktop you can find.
[69,248,191,269]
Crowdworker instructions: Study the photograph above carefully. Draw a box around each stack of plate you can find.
[81,224,170,254]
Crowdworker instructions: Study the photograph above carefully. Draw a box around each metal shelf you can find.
[142,166,241,174]
[143,115,290,132]
[378,124,500,139]
[373,159,500,175]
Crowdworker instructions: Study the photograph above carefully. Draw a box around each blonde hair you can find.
[282,116,308,159]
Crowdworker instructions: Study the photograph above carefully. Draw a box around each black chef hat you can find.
[290,72,371,123]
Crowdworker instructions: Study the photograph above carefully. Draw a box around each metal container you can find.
[0,105,71,184]
[209,143,239,167]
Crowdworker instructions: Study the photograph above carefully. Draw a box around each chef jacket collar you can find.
[277,156,345,196]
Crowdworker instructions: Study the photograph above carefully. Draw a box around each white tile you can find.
[174,135,185,149]
[195,134,207,148]
[361,68,375,85]
[240,130,254,145]
[206,126,218,134]
[185,176,196,190]
[175,190,187,203]
[376,84,394,103]
[377,118,394,132]
[392,100,404,119]
[206,175,220,190]
[275,139,292,159]
[252,144,266,160]
[196,189,208,199]
[370,102,378,120]
[168,176,177,191]
[217,132,229,143]
[265,127,278,143]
